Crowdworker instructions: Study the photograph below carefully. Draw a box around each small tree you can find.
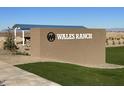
[111,37,114,41]
[106,39,109,45]
[3,27,17,52]
[112,40,115,45]
[118,40,121,45]
[117,38,120,40]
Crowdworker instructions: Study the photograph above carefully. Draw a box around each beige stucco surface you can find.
[31,28,105,65]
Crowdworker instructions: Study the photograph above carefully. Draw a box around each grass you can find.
[106,46,124,65]
[15,47,124,85]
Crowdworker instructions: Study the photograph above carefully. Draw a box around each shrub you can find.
[112,40,115,45]
[111,37,114,40]
[15,51,30,56]
[118,41,121,45]
[106,39,109,45]
[117,38,120,40]
[3,28,18,51]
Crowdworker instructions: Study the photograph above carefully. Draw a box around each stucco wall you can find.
[31,28,105,65]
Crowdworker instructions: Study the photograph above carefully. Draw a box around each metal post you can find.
[14,27,17,45]
[22,30,25,46]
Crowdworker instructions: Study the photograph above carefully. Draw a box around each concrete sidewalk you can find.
[0,61,60,86]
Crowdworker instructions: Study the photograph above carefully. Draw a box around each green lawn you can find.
[15,47,124,86]
[106,46,124,65]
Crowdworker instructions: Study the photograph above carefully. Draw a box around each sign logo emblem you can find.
[47,32,56,42]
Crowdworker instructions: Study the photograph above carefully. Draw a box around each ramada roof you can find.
[12,24,87,30]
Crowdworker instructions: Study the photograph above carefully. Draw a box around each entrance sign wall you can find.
[31,28,105,65]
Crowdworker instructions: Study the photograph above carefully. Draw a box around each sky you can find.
[0,7,124,30]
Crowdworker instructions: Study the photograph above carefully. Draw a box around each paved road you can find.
[0,61,60,86]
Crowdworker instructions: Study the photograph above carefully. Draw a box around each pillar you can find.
[22,30,25,46]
